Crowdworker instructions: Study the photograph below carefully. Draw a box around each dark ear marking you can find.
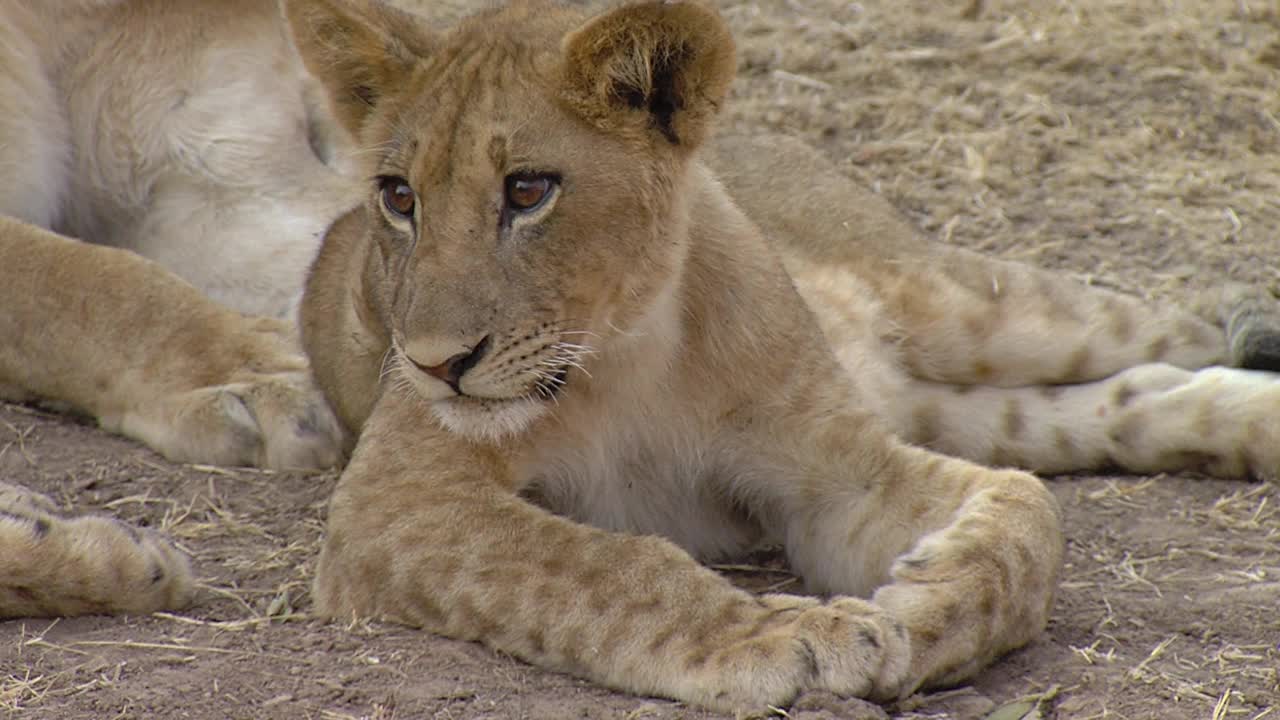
[610,50,685,144]
[561,1,736,149]
[352,84,377,108]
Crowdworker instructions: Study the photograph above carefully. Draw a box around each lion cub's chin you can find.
[429,395,552,444]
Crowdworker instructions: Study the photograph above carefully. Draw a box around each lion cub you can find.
[285,0,1280,713]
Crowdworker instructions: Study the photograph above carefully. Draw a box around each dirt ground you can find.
[3,0,1279,718]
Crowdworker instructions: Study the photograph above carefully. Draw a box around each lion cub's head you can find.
[287,0,735,441]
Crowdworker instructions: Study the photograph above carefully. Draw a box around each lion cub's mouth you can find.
[430,363,569,408]
[392,346,573,405]
[413,364,571,443]
[389,333,591,441]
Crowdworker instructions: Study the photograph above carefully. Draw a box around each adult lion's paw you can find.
[99,313,349,471]
[0,482,194,617]
[120,369,346,471]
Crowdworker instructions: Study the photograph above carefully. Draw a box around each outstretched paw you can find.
[0,482,193,617]
[705,594,912,711]
[777,595,913,701]
[117,369,345,471]
[111,318,347,471]
[788,690,890,720]
[180,369,346,470]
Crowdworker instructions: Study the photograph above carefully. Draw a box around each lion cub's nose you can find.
[406,336,491,391]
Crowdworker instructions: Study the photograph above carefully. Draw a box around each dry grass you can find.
[1056,472,1279,717]
[723,0,1280,300]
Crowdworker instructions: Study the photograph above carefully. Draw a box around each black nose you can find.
[412,335,491,392]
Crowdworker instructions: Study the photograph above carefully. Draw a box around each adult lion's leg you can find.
[745,401,1063,698]
[0,4,68,231]
[0,217,345,469]
[710,133,1246,385]
[0,481,192,617]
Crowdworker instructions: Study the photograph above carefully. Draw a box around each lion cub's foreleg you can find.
[315,393,918,713]
[0,217,345,469]
[0,482,192,617]
[743,389,1063,698]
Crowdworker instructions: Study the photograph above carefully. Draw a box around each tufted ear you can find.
[560,1,736,150]
[282,0,436,136]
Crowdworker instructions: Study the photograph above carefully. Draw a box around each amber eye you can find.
[379,176,416,219]
[504,173,558,213]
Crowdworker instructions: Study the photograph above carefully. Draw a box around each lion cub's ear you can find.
[560,1,736,150]
[282,0,435,136]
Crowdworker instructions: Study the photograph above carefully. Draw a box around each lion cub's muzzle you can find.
[408,334,492,394]
[398,331,579,403]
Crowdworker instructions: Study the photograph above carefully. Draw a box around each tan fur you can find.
[716,135,1280,480]
[0,482,192,617]
[0,0,353,616]
[0,217,344,616]
[0,0,349,472]
[286,0,1276,712]
[1,0,1278,711]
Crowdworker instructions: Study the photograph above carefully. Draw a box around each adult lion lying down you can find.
[1,0,1278,712]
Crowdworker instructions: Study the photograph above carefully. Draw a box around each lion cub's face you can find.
[288,0,736,441]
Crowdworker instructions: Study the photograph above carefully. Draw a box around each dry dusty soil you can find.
[3,1,1279,718]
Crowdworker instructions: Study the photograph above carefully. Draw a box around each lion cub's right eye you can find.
[504,173,559,213]
[378,176,416,219]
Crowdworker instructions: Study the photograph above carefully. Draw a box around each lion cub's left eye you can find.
[504,173,558,213]
[379,175,416,219]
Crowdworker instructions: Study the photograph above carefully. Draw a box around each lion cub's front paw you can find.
[764,595,913,702]
[700,594,912,711]
[0,482,194,617]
